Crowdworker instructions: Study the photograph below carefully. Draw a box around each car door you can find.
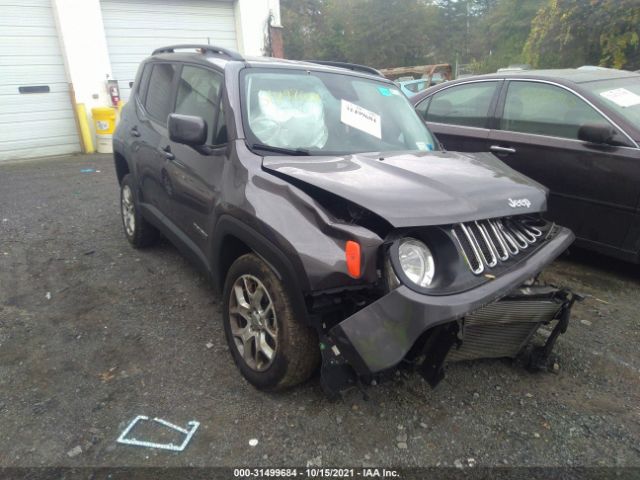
[124,63,152,174]
[414,80,502,152]
[165,64,228,253]
[135,62,179,220]
[490,79,640,253]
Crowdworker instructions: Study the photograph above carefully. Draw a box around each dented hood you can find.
[262,150,548,227]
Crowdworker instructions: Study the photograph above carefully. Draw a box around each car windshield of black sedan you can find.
[241,69,437,155]
[584,76,640,126]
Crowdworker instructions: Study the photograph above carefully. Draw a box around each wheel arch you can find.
[211,215,313,325]
[114,151,130,186]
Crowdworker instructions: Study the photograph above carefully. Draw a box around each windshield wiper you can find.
[251,143,310,156]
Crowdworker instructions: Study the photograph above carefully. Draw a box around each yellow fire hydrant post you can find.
[91,107,117,154]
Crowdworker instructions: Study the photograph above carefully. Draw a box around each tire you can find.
[222,253,320,390]
[120,174,159,248]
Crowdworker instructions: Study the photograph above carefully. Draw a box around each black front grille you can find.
[451,217,544,275]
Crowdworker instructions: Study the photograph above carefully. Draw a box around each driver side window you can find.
[174,66,227,145]
[499,81,607,140]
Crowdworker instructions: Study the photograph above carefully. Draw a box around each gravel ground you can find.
[0,154,639,469]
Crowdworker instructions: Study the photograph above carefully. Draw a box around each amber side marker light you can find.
[345,240,361,278]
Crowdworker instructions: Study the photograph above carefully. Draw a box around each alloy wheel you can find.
[121,184,136,237]
[228,274,278,371]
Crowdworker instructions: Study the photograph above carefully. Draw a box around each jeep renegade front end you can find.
[113,45,576,396]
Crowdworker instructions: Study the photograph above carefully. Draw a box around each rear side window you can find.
[145,63,178,124]
[499,81,606,139]
[136,64,152,104]
[423,82,498,128]
[174,66,223,144]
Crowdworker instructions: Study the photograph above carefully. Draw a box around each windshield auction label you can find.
[340,100,381,139]
[599,88,640,108]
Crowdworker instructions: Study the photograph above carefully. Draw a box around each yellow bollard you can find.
[76,103,95,154]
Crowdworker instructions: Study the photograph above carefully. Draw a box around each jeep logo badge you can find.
[508,198,532,208]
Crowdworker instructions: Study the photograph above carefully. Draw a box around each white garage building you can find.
[0,0,281,162]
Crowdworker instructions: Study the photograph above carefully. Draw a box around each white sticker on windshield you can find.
[340,100,381,139]
[599,88,640,108]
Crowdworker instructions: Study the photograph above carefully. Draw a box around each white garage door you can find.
[100,0,237,102]
[0,0,81,162]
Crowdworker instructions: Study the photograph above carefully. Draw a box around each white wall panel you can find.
[0,0,81,161]
[100,0,237,101]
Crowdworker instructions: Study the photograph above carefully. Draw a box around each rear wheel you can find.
[222,253,320,390]
[120,174,159,248]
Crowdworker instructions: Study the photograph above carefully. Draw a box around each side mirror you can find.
[168,114,207,146]
[578,123,616,145]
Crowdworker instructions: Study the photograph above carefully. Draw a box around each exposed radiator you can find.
[447,298,564,362]
[451,216,545,275]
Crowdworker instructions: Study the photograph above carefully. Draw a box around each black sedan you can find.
[410,68,640,262]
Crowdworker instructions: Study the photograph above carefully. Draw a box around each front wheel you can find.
[222,253,320,390]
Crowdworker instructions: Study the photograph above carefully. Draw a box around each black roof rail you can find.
[306,60,383,77]
[152,44,244,61]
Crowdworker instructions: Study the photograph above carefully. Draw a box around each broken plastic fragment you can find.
[66,445,82,458]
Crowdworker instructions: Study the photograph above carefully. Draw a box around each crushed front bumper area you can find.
[320,226,576,397]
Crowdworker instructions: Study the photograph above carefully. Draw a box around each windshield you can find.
[241,69,437,155]
[584,76,640,128]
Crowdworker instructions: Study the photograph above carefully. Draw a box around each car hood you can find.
[262,150,548,227]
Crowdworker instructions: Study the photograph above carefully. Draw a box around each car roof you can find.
[411,68,640,104]
[243,56,388,81]
[147,46,388,82]
[449,68,639,85]
[398,78,429,85]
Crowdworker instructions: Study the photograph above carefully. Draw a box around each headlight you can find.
[398,237,435,287]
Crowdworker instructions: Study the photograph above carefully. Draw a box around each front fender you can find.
[211,214,312,325]
[216,143,384,293]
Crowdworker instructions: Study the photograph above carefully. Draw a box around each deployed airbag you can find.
[249,90,328,149]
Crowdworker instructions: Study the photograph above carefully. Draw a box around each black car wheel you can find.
[222,253,319,390]
[120,174,159,248]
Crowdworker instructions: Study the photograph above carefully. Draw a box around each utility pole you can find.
[466,0,470,59]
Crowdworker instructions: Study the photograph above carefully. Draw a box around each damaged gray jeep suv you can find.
[113,45,577,396]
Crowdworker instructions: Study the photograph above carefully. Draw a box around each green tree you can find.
[594,0,640,68]
[468,0,544,73]
[524,0,640,69]
[280,0,329,59]
[280,0,640,74]
[343,0,440,68]
[282,0,441,68]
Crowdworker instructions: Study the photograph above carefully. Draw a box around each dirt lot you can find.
[1,154,639,469]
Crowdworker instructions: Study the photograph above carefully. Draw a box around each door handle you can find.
[490,145,516,154]
[162,145,175,161]
[130,127,141,137]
